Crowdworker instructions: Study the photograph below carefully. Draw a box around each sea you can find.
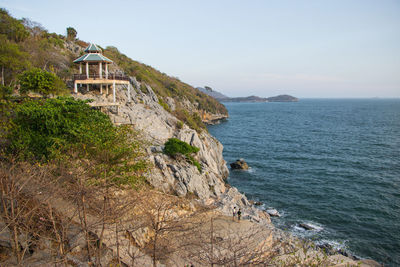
[207,99,400,266]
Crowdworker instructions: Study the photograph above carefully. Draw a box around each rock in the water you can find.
[298,223,322,231]
[249,200,262,206]
[299,223,314,230]
[266,209,280,217]
[230,159,249,170]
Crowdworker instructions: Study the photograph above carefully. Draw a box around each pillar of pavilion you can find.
[73,43,131,103]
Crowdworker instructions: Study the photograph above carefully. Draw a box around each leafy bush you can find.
[0,85,12,99]
[163,138,201,172]
[163,138,199,157]
[18,68,66,95]
[0,100,15,146]
[7,97,112,159]
[5,97,148,186]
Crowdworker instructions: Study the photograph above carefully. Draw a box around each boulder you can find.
[154,155,167,171]
[299,223,314,230]
[175,182,188,197]
[150,146,164,153]
[266,209,280,217]
[298,223,322,231]
[230,159,249,170]
[249,200,263,206]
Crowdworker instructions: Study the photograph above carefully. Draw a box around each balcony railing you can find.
[73,74,130,81]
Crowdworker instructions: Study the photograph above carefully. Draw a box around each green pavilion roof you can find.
[73,53,113,63]
[84,43,102,53]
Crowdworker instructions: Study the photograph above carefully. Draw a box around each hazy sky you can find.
[2,0,400,98]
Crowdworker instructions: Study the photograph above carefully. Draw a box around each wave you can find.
[315,239,348,251]
[291,221,325,237]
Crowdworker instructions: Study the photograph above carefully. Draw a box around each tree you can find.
[18,68,66,96]
[21,18,45,39]
[0,35,30,86]
[66,27,77,40]
[180,215,290,266]
[0,160,63,265]
[137,194,200,267]
[0,9,29,42]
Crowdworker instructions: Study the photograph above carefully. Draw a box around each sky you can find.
[1,0,400,98]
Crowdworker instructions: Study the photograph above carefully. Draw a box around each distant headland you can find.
[197,86,298,102]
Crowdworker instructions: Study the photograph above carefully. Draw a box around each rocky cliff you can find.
[74,76,269,225]
[0,9,381,265]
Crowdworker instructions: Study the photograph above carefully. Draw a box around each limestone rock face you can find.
[165,97,176,111]
[230,159,249,170]
[74,79,229,202]
[73,75,271,232]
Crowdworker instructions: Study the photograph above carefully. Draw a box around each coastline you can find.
[207,100,397,266]
[72,84,383,266]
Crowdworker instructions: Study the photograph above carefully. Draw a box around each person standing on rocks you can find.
[237,208,242,221]
[233,206,237,221]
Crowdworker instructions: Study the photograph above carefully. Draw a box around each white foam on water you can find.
[304,222,324,232]
[293,225,306,232]
[247,167,255,173]
[316,239,348,251]
[289,221,325,239]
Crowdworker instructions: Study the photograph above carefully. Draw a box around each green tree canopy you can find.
[163,138,202,172]
[163,138,199,157]
[6,97,148,185]
[18,68,66,95]
[0,8,29,42]
[0,35,30,86]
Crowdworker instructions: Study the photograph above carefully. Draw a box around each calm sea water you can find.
[208,99,400,266]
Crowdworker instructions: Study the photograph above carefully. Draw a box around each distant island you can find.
[197,86,298,102]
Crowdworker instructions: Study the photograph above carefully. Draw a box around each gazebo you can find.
[73,43,131,102]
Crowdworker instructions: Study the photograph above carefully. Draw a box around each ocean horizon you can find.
[208,99,400,266]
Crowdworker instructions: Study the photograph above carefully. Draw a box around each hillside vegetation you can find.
[0,8,227,131]
[2,97,149,186]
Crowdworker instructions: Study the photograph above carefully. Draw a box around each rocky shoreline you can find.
[72,69,380,266]
[202,113,228,125]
